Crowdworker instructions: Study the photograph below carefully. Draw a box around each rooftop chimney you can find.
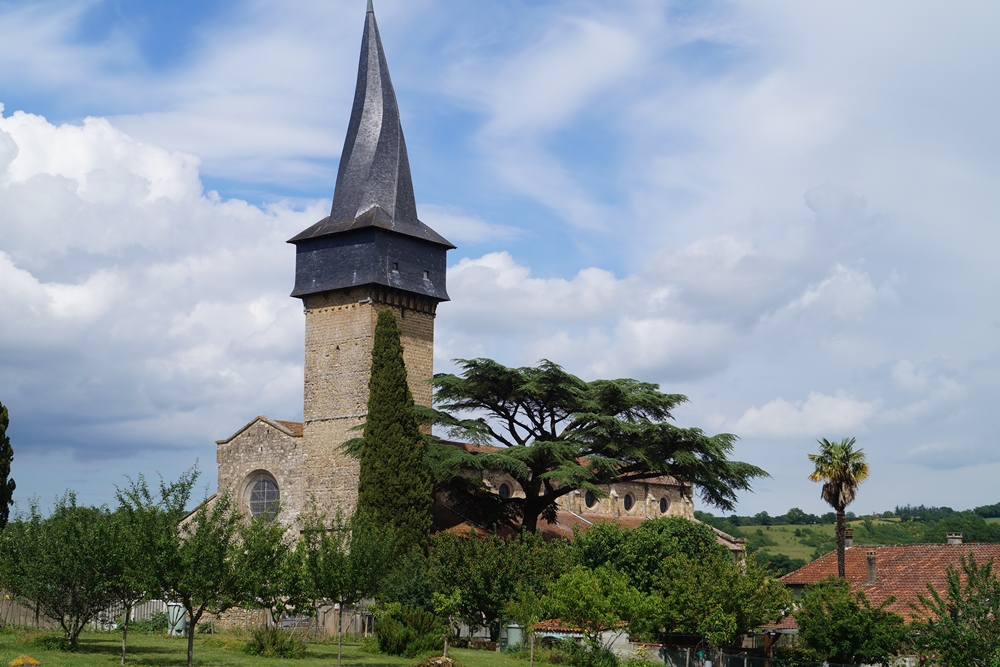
[845,528,854,549]
[947,533,963,545]
[866,550,877,584]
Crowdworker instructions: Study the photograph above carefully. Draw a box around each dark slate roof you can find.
[288,2,453,250]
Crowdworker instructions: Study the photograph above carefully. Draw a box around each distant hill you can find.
[696,503,1000,576]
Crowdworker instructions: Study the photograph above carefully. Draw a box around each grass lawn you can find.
[0,631,532,667]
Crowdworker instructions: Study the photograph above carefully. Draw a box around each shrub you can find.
[374,606,443,657]
[244,626,308,659]
[17,630,70,651]
[129,610,169,634]
[553,640,618,667]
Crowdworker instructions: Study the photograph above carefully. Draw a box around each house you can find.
[775,532,1000,628]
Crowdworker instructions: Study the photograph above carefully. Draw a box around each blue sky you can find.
[2,0,1000,517]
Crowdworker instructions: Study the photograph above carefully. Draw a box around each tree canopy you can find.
[427,358,767,533]
[795,578,905,666]
[0,400,15,531]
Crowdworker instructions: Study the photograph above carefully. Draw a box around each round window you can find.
[585,491,596,508]
[498,483,511,500]
[247,473,280,519]
[659,497,669,514]
[623,494,634,512]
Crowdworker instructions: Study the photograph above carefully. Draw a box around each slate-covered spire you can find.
[288,2,453,302]
[290,1,452,248]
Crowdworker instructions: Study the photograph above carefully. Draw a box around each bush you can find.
[374,606,443,657]
[553,640,618,667]
[17,630,70,651]
[359,636,380,653]
[244,626,308,659]
[129,610,169,634]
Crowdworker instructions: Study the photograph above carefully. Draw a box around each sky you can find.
[1,0,999,517]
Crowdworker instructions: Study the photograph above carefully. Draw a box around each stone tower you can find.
[216,2,452,525]
[286,1,453,518]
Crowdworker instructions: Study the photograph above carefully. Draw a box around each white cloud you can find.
[419,204,524,245]
[0,105,318,468]
[891,360,928,392]
[733,392,880,439]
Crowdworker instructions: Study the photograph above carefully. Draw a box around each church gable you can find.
[216,416,305,523]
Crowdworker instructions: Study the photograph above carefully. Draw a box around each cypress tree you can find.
[0,401,14,531]
[357,309,432,551]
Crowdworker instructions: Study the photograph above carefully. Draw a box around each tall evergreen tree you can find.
[357,308,433,551]
[0,401,15,531]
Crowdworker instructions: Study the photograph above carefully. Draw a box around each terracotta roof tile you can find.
[273,420,303,437]
[781,543,1000,621]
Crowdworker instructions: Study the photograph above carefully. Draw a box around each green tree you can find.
[428,358,766,533]
[913,554,1000,667]
[0,494,114,648]
[428,531,572,641]
[503,585,546,667]
[235,513,311,625]
[357,308,433,551]
[158,493,243,667]
[649,554,790,648]
[432,588,462,658]
[115,470,199,664]
[544,565,649,653]
[0,401,15,531]
[301,511,395,667]
[573,516,726,593]
[808,437,869,578]
[794,578,906,665]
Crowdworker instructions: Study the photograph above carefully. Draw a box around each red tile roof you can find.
[781,543,1000,621]
[273,420,304,437]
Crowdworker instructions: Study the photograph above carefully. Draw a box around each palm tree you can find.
[808,437,869,578]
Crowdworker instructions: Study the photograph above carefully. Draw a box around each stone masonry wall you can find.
[478,469,695,521]
[216,419,306,526]
[300,288,435,521]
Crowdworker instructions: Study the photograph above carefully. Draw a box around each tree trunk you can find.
[529,630,535,667]
[836,507,846,579]
[521,509,538,534]
[337,603,343,667]
[444,625,449,658]
[186,608,201,667]
[121,604,131,665]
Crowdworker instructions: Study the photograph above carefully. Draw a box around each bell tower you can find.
[287,0,454,516]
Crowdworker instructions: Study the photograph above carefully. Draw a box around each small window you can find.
[422,270,430,280]
[659,497,669,514]
[392,262,399,273]
[623,494,634,512]
[585,491,596,508]
[498,483,511,500]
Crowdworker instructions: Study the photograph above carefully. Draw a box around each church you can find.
[214,2,741,554]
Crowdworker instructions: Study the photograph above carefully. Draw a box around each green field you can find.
[736,519,906,563]
[0,632,531,667]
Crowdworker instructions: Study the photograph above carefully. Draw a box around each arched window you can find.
[659,497,669,514]
[623,494,634,512]
[585,491,596,508]
[246,472,280,519]
[498,483,511,500]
